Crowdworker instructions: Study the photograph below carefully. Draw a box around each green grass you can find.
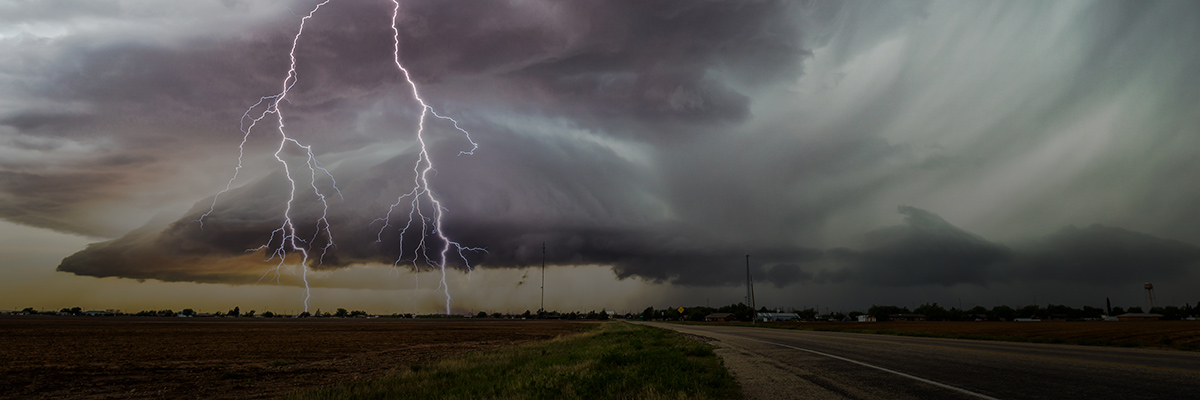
[284,322,741,400]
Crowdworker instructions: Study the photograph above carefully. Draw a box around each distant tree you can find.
[349,310,366,317]
[1046,304,1082,319]
[299,311,311,318]
[991,305,1015,321]
[640,306,654,320]
[914,303,949,321]
[476,311,488,318]
[796,308,817,320]
[717,303,754,321]
[20,307,35,314]
[1127,306,1144,313]
[521,310,532,318]
[70,307,82,315]
[1110,306,1125,315]
[335,308,349,318]
[228,307,240,317]
[1081,306,1104,319]
[181,308,196,316]
[59,308,71,314]
[867,305,909,320]
[1016,304,1044,319]
[245,310,256,318]
[491,312,502,318]
[1152,306,1183,320]
[262,311,275,318]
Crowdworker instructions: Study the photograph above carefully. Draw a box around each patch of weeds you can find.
[683,344,715,358]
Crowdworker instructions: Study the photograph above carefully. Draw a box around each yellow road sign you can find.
[677,307,685,313]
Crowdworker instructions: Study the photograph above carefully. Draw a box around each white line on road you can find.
[736,335,1002,400]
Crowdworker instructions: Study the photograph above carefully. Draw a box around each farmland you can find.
[726,320,1200,349]
[0,316,589,399]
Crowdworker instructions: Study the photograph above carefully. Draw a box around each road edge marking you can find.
[737,336,1002,400]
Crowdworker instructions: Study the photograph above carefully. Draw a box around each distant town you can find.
[7,300,1198,322]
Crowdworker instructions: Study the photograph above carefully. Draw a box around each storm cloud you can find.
[1,0,1198,304]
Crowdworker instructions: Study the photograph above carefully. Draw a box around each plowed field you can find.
[0,316,589,399]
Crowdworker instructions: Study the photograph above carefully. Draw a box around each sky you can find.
[2,0,1199,315]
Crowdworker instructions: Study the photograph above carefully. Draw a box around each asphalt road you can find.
[637,322,1200,400]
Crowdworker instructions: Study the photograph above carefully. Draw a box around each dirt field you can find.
[0,316,590,399]
[741,320,1200,347]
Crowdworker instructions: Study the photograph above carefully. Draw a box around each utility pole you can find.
[540,242,545,312]
[747,254,756,325]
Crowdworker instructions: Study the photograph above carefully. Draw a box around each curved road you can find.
[637,322,1200,399]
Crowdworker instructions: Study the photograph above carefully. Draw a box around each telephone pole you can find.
[747,254,756,324]
[540,242,545,312]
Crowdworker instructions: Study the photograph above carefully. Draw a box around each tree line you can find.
[634,301,1200,322]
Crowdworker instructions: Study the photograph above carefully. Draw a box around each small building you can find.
[857,315,877,322]
[704,313,738,322]
[1115,313,1162,321]
[757,312,801,322]
[888,313,927,322]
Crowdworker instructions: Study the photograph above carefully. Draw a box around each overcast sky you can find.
[2,0,1199,314]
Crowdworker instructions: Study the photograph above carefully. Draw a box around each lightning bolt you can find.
[371,0,486,314]
[200,0,484,315]
[199,0,340,313]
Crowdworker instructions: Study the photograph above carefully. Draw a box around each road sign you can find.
[677,307,685,314]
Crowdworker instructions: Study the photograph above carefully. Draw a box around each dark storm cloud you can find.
[3,0,819,237]
[827,206,1013,286]
[818,207,1200,289]
[2,0,1196,299]
[1013,225,1200,284]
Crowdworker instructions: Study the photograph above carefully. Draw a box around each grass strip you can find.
[706,323,1200,351]
[284,322,741,400]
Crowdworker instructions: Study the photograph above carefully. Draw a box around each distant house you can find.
[704,313,738,322]
[83,310,112,316]
[857,315,877,322]
[1116,313,1162,321]
[757,312,801,322]
[887,314,926,322]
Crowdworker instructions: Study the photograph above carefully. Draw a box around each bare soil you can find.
[0,316,589,399]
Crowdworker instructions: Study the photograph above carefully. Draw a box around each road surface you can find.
[637,322,1200,399]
